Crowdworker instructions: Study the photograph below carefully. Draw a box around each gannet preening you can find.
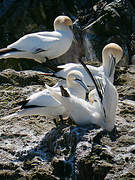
[47,56,118,131]
[46,43,123,86]
[1,70,88,120]
[0,16,73,63]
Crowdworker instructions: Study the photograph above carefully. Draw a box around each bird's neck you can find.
[55,28,73,41]
[55,25,71,31]
[68,84,86,99]
[102,54,111,77]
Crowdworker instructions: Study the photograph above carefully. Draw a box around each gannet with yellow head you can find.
[47,57,118,131]
[1,70,88,120]
[48,43,123,87]
[0,16,73,63]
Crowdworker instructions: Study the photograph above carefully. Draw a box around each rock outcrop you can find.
[0,65,135,179]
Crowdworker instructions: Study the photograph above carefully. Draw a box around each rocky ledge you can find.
[0,65,135,180]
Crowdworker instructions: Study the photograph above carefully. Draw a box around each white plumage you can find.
[0,16,73,63]
[47,57,118,131]
[50,43,123,87]
[1,70,88,120]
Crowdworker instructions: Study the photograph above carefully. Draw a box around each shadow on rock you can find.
[15,122,118,179]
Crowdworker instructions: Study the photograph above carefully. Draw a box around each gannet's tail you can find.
[0,47,42,63]
[0,48,23,59]
[39,71,66,80]
[46,84,63,102]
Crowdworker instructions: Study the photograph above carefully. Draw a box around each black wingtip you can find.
[16,100,45,109]
[16,100,29,109]
[60,86,70,97]
[78,57,103,102]
[39,71,66,80]
[109,54,116,77]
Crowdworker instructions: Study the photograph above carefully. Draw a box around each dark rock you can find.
[78,0,134,65]
[0,0,135,70]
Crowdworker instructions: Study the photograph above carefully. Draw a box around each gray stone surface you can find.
[0,65,134,179]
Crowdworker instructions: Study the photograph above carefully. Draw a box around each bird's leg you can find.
[53,115,64,126]
[59,115,75,125]
[53,118,58,126]
[41,57,50,67]
[42,57,57,72]
[45,57,49,63]
[42,57,49,68]
[59,115,64,124]
[67,116,75,125]
[108,125,118,141]
[53,118,59,127]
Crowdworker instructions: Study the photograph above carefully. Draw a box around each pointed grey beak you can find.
[108,54,116,77]
[75,79,89,93]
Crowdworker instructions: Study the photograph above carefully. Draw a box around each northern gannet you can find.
[1,70,88,120]
[46,43,123,87]
[47,56,118,131]
[0,16,73,63]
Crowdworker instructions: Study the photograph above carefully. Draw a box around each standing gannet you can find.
[1,70,88,120]
[46,43,123,86]
[0,16,73,63]
[47,56,118,131]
